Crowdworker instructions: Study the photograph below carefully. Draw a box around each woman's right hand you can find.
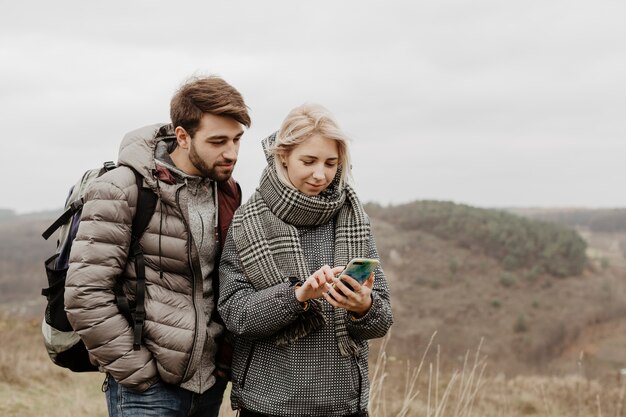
[295,265,345,302]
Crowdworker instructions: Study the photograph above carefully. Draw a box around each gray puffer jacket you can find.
[65,124,219,392]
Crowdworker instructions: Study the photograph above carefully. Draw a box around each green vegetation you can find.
[523,265,542,282]
[448,258,459,276]
[514,314,528,333]
[499,273,516,288]
[600,258,610,270]
[518,208,626,233]
[366,201,587,277]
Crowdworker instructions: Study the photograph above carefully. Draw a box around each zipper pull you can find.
[101,374,109,392]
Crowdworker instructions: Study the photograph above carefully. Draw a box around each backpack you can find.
[41,161,157,372]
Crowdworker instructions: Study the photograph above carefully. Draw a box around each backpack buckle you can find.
[103,161,117,171]
[133,317,144,351]
[69,199,84,213]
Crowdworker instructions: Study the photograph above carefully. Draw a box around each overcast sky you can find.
[1,0,624,214]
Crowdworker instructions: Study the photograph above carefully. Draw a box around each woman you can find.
[218,103,393,417]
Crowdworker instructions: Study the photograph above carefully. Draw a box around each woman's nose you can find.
[312,167,325,179]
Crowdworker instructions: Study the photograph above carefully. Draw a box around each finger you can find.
[326,282,348,304]
[331,278,357,300]
[320,265,335,282]
[363,272,375,289]
[338,276,362,294]
[304,274,319,292]
[323,291,341,307]
[331,265,345,276]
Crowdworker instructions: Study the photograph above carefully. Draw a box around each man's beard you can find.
[188,141,235,182]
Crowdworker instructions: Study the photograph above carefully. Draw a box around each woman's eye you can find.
[302,160,314,166]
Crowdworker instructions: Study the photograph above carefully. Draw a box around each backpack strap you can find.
[112,166,157,350]
[42,161,117,241]
[42,200,85,240]
[129,168,157,350]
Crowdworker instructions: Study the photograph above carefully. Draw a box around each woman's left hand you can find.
[323,272,375,317]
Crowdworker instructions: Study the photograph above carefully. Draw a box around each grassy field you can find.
[0,315,105,417]
[3,315,626,417]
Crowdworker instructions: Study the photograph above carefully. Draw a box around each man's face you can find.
[187,113,244,181]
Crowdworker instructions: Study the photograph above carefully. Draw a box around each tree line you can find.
[365,200,587,277]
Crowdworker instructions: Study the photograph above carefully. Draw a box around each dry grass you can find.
[369,332,486,417]
[0,314,106,417]
[368,332,626,417]
[3,314,626,417]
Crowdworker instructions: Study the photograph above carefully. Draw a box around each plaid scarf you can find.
[231,133,371,356]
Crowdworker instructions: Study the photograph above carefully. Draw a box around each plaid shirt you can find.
[218,220,393,417]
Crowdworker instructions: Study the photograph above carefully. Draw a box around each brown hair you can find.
[170,75,251,137]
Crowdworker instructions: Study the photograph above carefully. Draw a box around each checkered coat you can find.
[218,218,393,416]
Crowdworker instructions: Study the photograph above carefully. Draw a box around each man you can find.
[65,75,251,417]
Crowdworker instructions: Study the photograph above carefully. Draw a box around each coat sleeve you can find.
[346,233,394,340]
[218,229,308,340]
[64,175,157,391]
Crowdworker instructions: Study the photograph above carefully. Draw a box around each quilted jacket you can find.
[65,124,240,392]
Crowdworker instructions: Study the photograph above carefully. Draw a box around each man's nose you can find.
[222,141,239,161]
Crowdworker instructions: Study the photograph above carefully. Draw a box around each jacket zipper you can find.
[353,354,364,408]
[240,343,256,389]
[177,185,201,382]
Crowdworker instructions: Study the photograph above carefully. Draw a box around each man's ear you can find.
[175,126,191,150]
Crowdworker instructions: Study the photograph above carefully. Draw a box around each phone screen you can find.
[335,258,379,293]
[342,258,379,283]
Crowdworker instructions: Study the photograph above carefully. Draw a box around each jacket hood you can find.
[117,123,205,191]
[117,124,173,185]
[261,132,278,164]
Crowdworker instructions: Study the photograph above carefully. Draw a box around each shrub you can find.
[514,314,528,333]
[500,273,516,288]
[366,200,587,277]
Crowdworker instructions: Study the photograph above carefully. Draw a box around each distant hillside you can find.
[2,200,626,379]
[365,200,587,277]
[0,214,57,316]
[0,208,16,221]
[364,203,626,377]
[0,208,61,224]
[507,207,626,233]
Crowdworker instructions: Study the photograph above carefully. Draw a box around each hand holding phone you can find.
[325,258,379,316]
[336,258,379,292]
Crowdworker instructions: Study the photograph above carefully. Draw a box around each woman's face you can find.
[281,134,339,196]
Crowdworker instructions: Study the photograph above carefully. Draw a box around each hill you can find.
[1,202,626,379]
[366,201,588,277]
[508,207,626,233]
[0,214,58,316]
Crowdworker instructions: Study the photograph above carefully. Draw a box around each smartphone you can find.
[335,258,380,292]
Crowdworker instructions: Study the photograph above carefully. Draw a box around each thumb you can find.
[364,272,375,289]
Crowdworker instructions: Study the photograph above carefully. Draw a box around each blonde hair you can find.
[272,103,352,190]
